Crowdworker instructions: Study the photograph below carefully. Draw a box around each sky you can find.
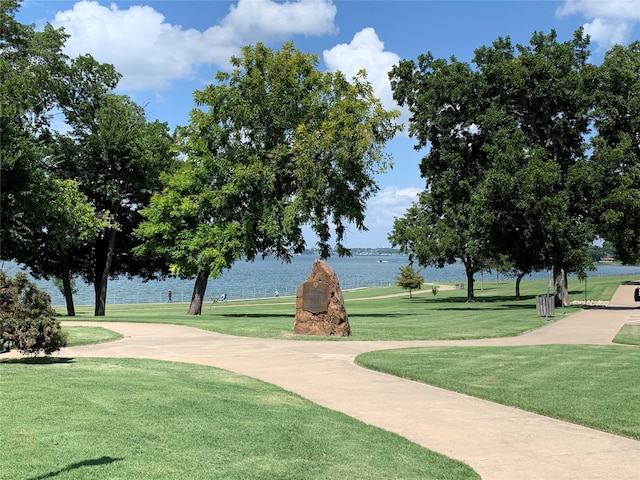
[16,0,640,248]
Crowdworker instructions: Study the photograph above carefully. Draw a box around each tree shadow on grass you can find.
[406,294,538,305]
[216,312,414,320]
[430,305,539,312]
[400,294,553,312]
[214,313,293,319]
[55,311,94,318]
[0,356,75,365]
[27,456,123,480]
[345,313,411,319]
[408,292,575,302]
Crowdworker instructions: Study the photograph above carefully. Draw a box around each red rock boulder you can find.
[293,260,351,337]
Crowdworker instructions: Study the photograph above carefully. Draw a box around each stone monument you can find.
[293,259,351,337]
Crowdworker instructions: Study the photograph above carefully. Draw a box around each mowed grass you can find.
[65,326,123,346]
[614,325,640,345]
[356,345,640,440]
[23,277,640,478]
[59,277,617,340]
[0,358,478,480]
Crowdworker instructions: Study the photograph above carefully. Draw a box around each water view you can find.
[3,255,640,308]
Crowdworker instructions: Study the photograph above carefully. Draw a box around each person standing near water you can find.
[168,289,172,303]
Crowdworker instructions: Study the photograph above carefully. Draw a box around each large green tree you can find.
[390,30,595,306]
[7,51,121,316]
[589,42,640,264]
[24,178,110,316]
[473,30,594,306]
[0,0,68,260]
[388,51,493,302]
[53,93,176,316]
[1,3,121,318]
[137,42,400,315]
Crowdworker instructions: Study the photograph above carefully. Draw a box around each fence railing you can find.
[51,279,400,307]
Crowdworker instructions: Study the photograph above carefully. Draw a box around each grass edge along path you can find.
[0,357,479,480]
[356,344,640,441]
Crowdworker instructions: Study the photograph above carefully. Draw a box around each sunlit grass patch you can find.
[0,358,478,480]
[357,344,640,440]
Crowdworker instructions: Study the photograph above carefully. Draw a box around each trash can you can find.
[536,294,555,317]
[634,288,640,302]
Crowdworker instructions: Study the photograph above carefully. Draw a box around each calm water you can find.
[3,256,640,307]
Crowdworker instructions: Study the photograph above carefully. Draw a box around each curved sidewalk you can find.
[6,286,640,479]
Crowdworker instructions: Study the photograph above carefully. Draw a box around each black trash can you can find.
[634,288,640,302]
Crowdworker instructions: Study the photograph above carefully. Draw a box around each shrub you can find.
[0,270,67,355]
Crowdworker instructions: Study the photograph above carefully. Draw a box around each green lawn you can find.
[65,326,123,346]
[0,358,478,480]
[60,278,602,340]
[3,274,634,479]
[614,324,640,345]
[356,344,640,440]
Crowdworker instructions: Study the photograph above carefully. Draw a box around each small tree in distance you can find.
[396,265,424,299]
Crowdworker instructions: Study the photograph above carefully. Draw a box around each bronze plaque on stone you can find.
[302,281,330,314]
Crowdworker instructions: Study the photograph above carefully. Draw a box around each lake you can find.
[3,255,640,307]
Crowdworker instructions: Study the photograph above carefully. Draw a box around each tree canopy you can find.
[389,29,604,305]
[136,42,401,314]
[1,2,176,316]
[589,42,640,264]
[52,93,177,316]
[1,0,69,260]
[389,42,499,301]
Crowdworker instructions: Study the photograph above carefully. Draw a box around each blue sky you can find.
[17,0,640,248]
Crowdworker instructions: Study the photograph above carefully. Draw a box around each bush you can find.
[0,270,67,355]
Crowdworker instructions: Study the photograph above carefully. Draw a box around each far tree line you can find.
[2,0,639,315]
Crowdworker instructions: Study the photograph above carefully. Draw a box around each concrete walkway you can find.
[5,285,640,479]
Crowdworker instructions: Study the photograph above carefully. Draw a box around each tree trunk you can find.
[466,268,476,302]
[188,270,210,315]
[61,253,75,316]
[553,265,568,308]
[515,271,526,300]
[94,227,117,316]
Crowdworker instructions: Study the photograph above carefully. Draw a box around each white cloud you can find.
[558,0,640,20]
[557,0,640,47]
[323,27,407,123]
[223,0,338,42]
[582,17,633,47]
[52,0,337,90]
[301,186,420,248]
[366,186,421,229]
